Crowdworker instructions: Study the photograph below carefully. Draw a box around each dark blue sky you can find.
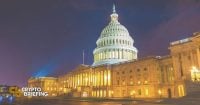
[0,0,199,86]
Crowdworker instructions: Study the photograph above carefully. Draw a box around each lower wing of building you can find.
[28,32,200,98]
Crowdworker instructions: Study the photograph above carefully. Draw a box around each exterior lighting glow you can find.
[0,96,3,103]
[111,91,114,94]
[130,90,136,98]
[145,89,149,96]
[158,89,162,98]
[130,81,133,85]
[158,89,162,95]
[191,66,200,81]
[130,90,135,95]
[138,81,141,84]
[82,92,88,97]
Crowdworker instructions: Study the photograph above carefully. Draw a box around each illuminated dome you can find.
[92,5,138,66]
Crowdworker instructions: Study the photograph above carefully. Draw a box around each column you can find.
[104,70,107,86]
[197,48,200,68]
[101,71,104,86]
[122,49,124,59]
[112,50,114,59]
[190,51,194,66]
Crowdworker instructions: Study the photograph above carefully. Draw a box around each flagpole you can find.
[83,50,85,65]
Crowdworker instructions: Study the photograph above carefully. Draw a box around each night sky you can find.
[0,0,200,87]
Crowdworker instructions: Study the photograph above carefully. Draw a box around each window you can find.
[122,80,125,85]
[188,56,191,60]
[130,81,133,85]
[130,76,132,79]
[122,71,125,74]
[144,80,148,84]
[137,69,140,72]
[144,68,147,71]
[117,72,119,75]
[130,70,132,73]
[117,80,120,85]
[138,89,142,95]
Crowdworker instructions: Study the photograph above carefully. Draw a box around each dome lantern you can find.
[110,4,119,23]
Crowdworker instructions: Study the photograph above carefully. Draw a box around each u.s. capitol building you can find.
[28,5,200,98]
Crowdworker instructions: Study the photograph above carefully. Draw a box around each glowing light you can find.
[8,96,14,104]
[130,81,133,85]
[82,92,88,97]
[32,49,68,77]
[130,90,135,95]
[138,81,141,84]
[191,66,200,81]
[108,70,111,86]
[111,91,114,94]
[145,89,149,96]
[0,96,3,103]
[33,63,59,77]
[158,89,162,95]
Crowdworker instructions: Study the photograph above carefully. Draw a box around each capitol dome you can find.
[92,5,138,66]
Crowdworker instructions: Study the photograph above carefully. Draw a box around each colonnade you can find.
[65,69,111,88]
[94,49,136,62]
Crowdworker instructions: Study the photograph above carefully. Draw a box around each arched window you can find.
[106,40,108,44]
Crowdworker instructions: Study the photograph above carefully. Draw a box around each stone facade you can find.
[28,32,200,98]
[28,77,58,96]
[169,32,200,95]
